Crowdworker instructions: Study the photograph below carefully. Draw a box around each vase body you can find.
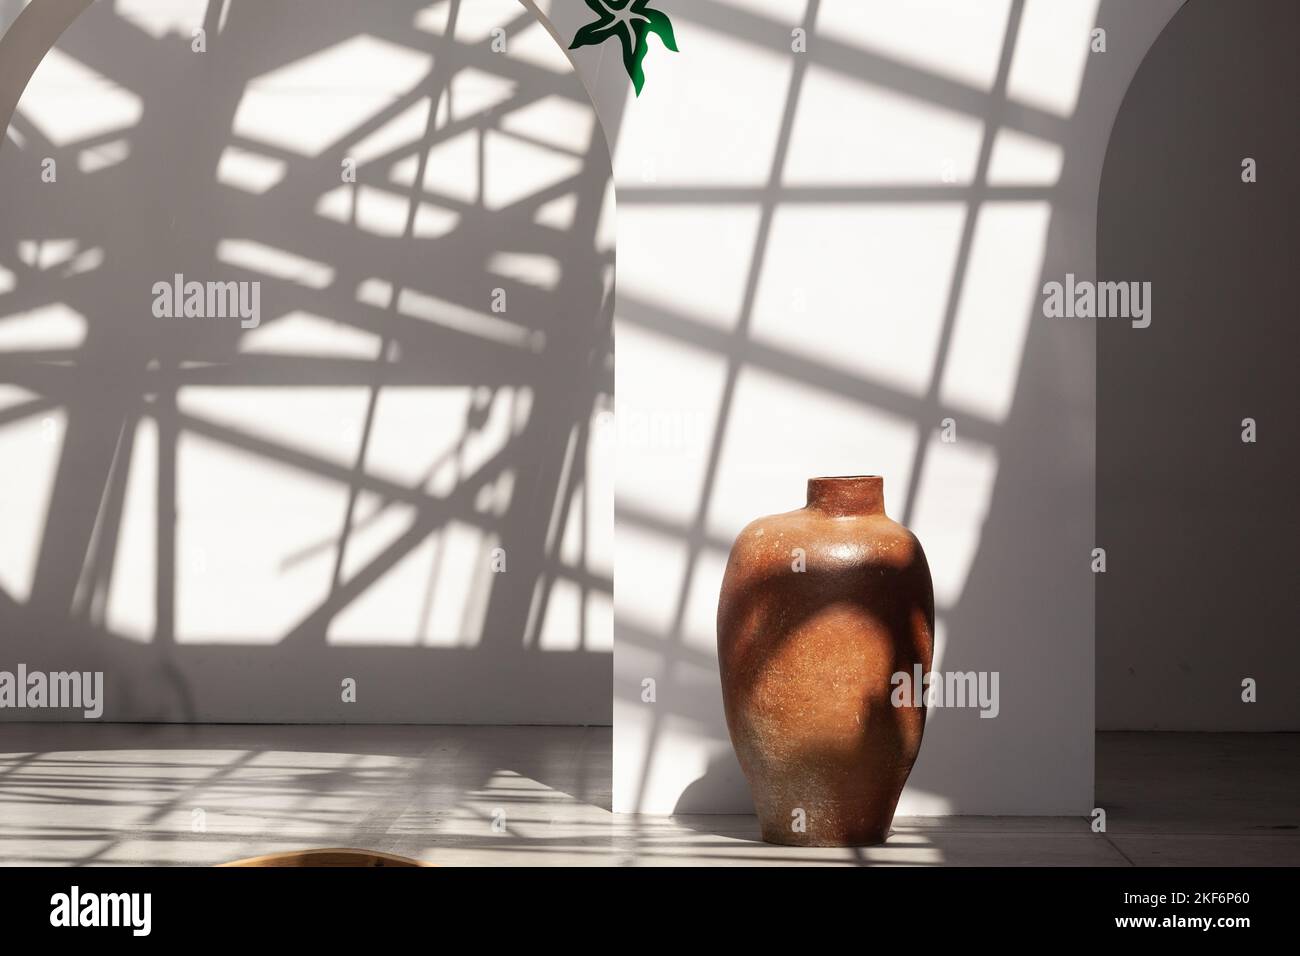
[717,476,934,846]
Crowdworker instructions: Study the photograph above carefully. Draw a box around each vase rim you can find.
[806,476,886,516]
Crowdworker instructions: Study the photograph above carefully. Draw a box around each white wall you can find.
[0,0,615,723]
[555,0,1186,813]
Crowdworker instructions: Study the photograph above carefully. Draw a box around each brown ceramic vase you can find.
[717,476,934,846]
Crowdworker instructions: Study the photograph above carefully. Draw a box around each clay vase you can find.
[717,476,934,846]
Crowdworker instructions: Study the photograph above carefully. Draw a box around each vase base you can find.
[758,822,892,848]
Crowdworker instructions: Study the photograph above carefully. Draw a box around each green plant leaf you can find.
[642,8,678,52]
[570,21,613,50]
[568,0,678,96]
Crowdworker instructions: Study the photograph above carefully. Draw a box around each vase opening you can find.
[806,476,886,517]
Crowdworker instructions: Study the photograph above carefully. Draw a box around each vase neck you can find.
[806,476,886,517]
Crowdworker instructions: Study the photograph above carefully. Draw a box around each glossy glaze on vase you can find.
[717,476,934,846]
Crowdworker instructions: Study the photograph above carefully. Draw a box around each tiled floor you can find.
[0,725,1293,865]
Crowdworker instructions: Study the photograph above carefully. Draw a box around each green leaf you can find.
[621,23,645,95]
[569,21,613,51]
[642,8,678,52]
[569,0,678,95]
